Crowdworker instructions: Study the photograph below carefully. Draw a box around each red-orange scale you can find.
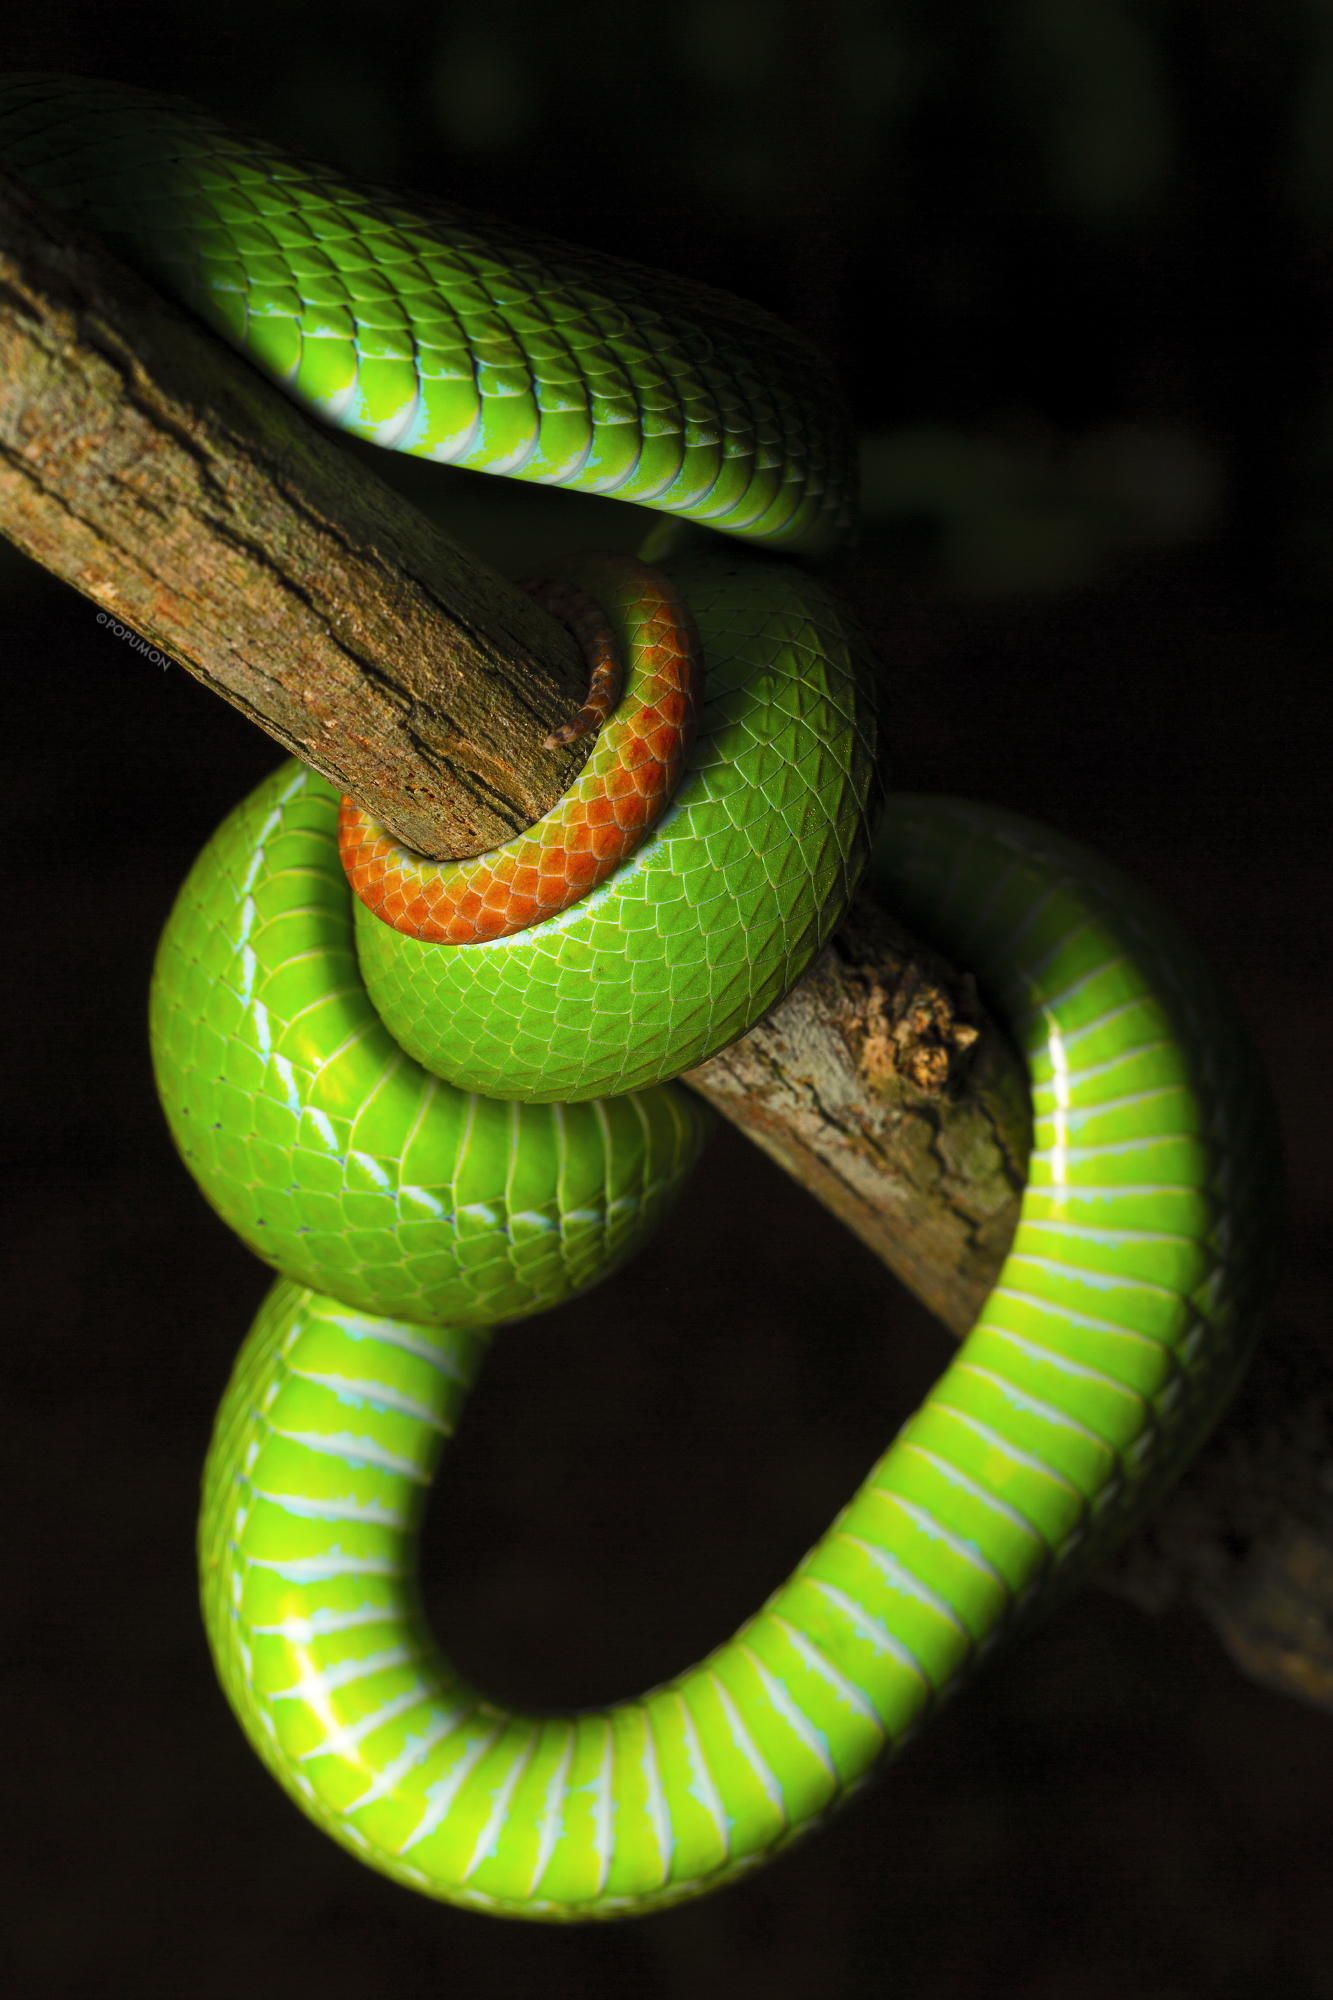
[337,557,704,945]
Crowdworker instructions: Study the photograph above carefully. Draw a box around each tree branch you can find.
[0,171,590,860]
[2,169,1325,1715]
[687,916,1333,1715]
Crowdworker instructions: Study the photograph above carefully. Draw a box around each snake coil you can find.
[2,75,1281,1921]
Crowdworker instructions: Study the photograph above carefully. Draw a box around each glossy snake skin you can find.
[2,74,1280,1921]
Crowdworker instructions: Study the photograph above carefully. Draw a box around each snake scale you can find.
[2,75,1281,1920]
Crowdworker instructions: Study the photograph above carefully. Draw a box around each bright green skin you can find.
[0,74,849,551]
[356,551,880,1099]
[172,785,1278,1919]
[10,77,1280,1920]
[150,764,713,1330]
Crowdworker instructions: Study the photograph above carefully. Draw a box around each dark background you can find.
[4,4,1331,1996]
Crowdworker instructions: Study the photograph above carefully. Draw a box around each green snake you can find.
[3,75,1281,1921]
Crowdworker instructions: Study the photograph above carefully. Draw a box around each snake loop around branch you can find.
[0,73,1282,1921]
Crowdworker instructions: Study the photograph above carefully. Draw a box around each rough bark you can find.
[1,170,1326,1717]
[1106,1330,1333,1711]
[688,891,1030,1334]
[0,172,591,861]
[689,922,1333,1715]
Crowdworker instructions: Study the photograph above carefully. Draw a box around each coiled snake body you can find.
[3,76,1281,1920]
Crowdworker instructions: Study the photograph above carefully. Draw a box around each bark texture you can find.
[0,173,590,860]
[688,891,1030,1336]
[1,172,1326,1717]
[689,928,1333,1715]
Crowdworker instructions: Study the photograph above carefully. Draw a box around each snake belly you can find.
[5,76,1281,1919]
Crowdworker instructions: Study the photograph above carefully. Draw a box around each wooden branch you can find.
[1,166,1326,1717]
[0,171,590,861]
[1106,1329,1333,1710]
[689,918,1333,1715]
[688,891,1031,1333]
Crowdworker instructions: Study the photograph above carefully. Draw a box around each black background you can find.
[4,5,1331,1997]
